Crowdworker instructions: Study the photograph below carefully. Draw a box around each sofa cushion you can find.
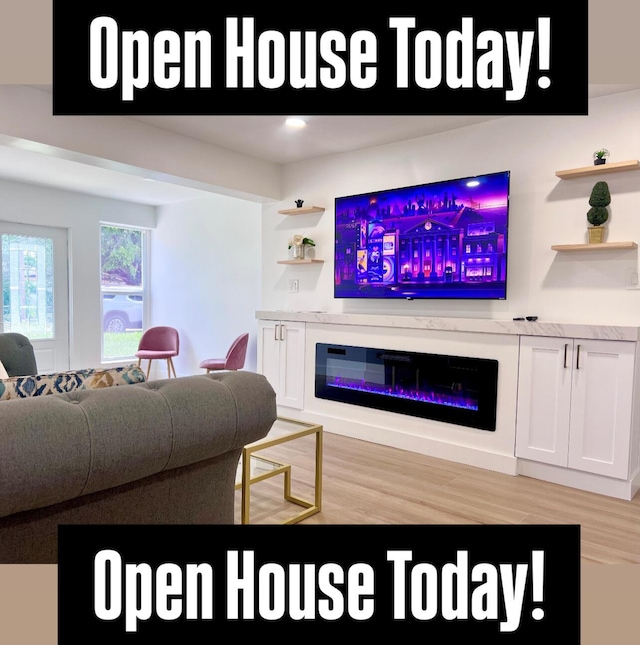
[0,363,146,400]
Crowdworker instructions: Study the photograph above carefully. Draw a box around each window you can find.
[100,225,146,361]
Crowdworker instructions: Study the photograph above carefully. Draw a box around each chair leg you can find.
[169,357,177,378]
[146,360,152,380]
[167,359,171,379]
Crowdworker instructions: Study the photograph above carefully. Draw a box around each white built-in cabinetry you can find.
[255,311,640,499]
[515,336,636,480]
[257,320,306,410]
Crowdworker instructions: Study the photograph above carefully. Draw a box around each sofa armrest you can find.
[0,371,277,519]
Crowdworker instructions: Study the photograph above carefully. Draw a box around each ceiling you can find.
[123,82,640,166]
[2,84,640,206]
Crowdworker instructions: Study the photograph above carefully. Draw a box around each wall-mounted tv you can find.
[334,170,510,300]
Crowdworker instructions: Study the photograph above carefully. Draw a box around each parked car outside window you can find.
[102,292,143,333]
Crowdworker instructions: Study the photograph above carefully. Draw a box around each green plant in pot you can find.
[587,180,610,243]
[593,148,610,165]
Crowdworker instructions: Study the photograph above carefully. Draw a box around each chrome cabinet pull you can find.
[274,324,280,341]
[563,343,568,368]
[576,344,581,369]
[280,324,285,341]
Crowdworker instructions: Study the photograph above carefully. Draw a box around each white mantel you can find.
[256,311,640,341]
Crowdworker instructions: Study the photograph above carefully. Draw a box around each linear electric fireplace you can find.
[315,343,498,431]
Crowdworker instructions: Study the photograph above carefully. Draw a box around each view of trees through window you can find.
[101,225,145,360]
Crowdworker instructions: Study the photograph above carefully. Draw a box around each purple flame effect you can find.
[326,376,479,411]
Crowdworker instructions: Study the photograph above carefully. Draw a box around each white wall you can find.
[150,194,262,377]
[0,178,155,369]
[262,89,640,326]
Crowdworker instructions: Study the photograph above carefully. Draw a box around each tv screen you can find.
[334,170,511,300]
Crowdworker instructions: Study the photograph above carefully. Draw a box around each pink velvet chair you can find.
[135,326,180,379]
[200,333,249,373]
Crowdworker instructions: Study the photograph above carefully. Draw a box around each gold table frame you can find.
[236,416,323,525]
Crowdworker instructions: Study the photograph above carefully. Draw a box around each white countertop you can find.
[255,311,640,341]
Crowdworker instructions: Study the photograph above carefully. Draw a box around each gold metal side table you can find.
[235,416,323,525]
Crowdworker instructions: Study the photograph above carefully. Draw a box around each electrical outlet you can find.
[625,267,639,287]
[288,279,299,293]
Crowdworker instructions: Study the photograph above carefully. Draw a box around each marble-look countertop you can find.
[255,311,640,341]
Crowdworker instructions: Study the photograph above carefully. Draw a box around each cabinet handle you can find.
[563,343,568,368]
[576,344,581,369]
[274,324,280,341]
[280,324,285,341]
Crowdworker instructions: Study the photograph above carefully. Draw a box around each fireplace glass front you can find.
[315,343,498,431]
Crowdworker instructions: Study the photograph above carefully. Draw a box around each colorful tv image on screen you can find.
[334,170,511,300]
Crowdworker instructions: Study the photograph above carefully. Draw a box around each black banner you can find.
[58,524,580,642]
[52,2,588,116]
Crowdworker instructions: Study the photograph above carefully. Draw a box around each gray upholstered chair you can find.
[0,333,38,377]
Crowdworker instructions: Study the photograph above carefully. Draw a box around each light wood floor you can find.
[234,429,640,564]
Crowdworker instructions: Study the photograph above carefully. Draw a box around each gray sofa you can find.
[0,370,277,563]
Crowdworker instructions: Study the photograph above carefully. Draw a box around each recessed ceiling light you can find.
[466,180,480,187]
[285,118,307,129]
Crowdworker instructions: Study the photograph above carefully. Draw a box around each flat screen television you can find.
[334,170,511,300]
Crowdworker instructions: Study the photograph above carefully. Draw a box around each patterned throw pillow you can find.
[0,364,146,401]
[84,365,147,389]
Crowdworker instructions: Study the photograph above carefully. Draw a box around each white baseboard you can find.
[517,459,639,501]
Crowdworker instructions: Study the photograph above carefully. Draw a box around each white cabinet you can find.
[257,320,306,410]
[516,336,636,480]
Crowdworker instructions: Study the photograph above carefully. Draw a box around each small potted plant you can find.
[593,148,610,166]
[288,234,315,260]
[587,180,611,243]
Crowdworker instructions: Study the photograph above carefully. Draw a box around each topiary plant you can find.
[587,180,611,227]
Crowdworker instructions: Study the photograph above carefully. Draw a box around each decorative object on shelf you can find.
[288,234,315,260]
[295,199,304,208]
[593,148,610,166]
[587,180,611,244]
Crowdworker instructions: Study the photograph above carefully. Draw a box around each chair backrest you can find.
[225,333,249,370]
[0,332,38,377]
[138,326,180,353]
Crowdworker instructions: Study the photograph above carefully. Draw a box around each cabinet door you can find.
[278,321,306,410]
[568,339,635,479]
[257,320,282,398]
[515,336,572,466]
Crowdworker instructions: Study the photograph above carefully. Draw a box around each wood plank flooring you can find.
[234,429,640,564]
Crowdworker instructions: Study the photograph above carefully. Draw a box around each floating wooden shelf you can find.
[278,206,325,215]
[277,259,325,265]
[555,160,640,179]
[551,241,638,251]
